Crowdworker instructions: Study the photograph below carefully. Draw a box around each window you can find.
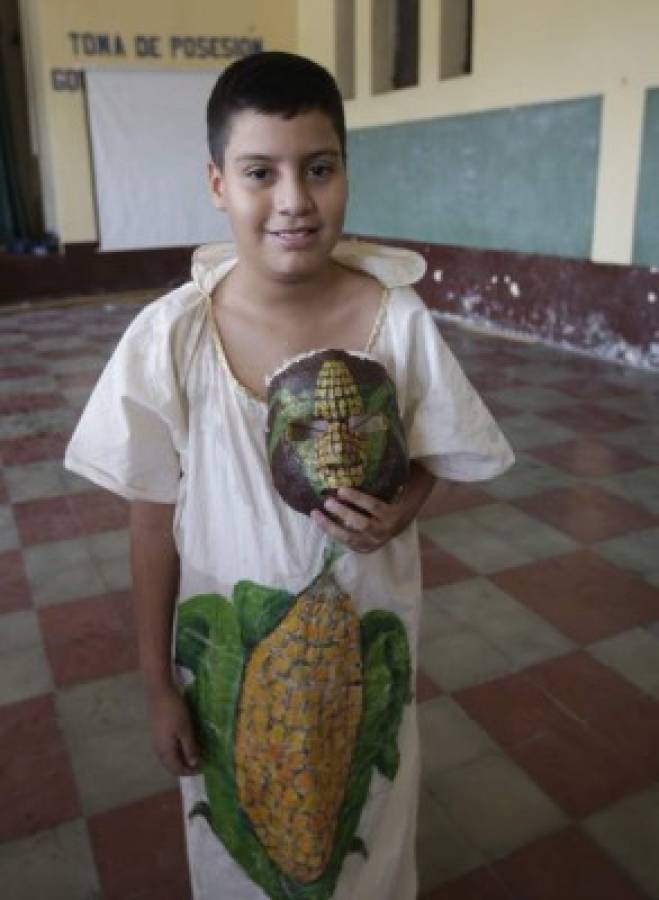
[440,0,473,80]
[372,0,419,94]
[335,0,356,100]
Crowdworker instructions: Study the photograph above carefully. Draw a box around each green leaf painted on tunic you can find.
[233,580,294,650]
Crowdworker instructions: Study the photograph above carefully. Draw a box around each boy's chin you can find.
[263,246,336,283]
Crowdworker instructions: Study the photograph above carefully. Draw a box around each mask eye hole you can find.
[287,420,328,441]
[349,414,388,434]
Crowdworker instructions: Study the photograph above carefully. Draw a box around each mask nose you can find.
[314,422,366,490]
[318,422,364,465]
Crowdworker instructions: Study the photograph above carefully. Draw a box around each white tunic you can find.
[65,240,513,900]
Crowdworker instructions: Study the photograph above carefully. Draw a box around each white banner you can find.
[85,69,232,251]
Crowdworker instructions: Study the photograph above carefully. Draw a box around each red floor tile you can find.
[0,694,80,841]
[13,495,82,546]
[0,431,69,465]
[38,348,89,361]
[25,326,75,338]
[55,370,100,390]
[12,489,129,545]
[514,484,657,543]
[560,357,615,376]
[421,867,513,900]
[468,371,527,392]
[39,590,138,687]
[480,396,520,419]
[528,651,659,783]
[0,392,68,415]
[455,672,566,749]
[470,350,528,368]
[420,483,493,519]
[68,489,129,533]
[529,438,649,477]
[0,364,47,379]
[456,670,650,817]
[494,827,649,900]
[543,403,640,433]
[0,550,32,613]
[420,535,474,588]
[507,716,649,817]
[551,377,636,401]
[416,667,443,703]
[492,551,659,643]
[89,790,192,900]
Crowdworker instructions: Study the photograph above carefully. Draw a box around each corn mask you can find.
[266,349,409,515]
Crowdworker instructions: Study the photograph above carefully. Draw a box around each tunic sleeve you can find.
[64,307,184,503]
[400,295,514,482]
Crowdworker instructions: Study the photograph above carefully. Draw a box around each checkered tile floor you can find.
[1,297,659,900]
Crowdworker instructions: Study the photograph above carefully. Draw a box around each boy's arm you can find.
[130,501,200,776]
[311,461,447,553]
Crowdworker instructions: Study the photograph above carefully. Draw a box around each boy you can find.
[65,51,513,900]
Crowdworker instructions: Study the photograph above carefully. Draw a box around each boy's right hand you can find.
[147,685,201,777]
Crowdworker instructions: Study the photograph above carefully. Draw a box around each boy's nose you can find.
[275,174,314,216]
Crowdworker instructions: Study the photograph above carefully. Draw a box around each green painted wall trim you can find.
[346,97,601,260]
[633,87,659,267]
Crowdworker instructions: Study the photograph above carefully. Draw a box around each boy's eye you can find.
[245,167,272,181]
[307,163,334,180]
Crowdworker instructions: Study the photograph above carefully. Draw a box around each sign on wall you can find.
[68,31,262,59]
[51,32,263,90]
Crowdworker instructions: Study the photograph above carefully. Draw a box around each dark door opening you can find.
[0,0,43,244]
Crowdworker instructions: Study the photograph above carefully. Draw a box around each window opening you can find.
[440,0,473,80]
[335,0,356,100]
[373,0,419,94]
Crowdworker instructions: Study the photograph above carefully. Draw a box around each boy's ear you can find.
[208,161,226,210]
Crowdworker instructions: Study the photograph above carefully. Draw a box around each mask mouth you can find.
[317,464,365,490]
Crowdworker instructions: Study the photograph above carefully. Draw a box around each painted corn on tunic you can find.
[65,240,514,900]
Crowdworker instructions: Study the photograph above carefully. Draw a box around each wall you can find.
[298,0,659,267]
[346,97,601,258]
[18,0,297,244]
[634,88,659,268]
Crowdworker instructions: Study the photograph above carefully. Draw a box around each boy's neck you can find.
[223,257,342,313]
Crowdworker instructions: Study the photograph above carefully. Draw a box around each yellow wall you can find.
[20,0,658,262]
[298,0,659,266]
[19,0,297,244]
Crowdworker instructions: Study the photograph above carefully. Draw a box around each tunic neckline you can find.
[201,271,390,407]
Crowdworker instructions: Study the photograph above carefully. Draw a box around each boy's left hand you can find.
[311,464,440,553]
[311,486,410,553]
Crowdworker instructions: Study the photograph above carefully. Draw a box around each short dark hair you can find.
[207,51,346,168]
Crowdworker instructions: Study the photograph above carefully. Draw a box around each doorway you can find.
[0,0,42,244]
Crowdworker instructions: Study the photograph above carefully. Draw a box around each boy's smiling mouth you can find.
[268,226,319,235]
[267,226,321,248]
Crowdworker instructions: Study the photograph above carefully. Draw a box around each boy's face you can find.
[208,109,347,284]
